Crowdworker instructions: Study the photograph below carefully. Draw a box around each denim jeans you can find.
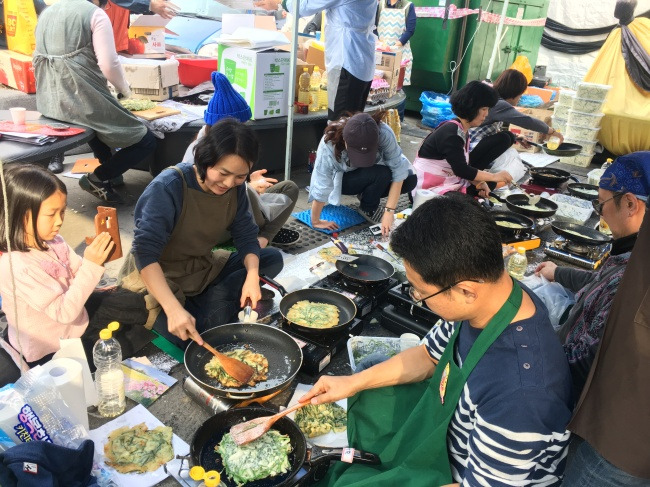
[563,440,650,486]
[153,247,283,348]
[342,165,417,212]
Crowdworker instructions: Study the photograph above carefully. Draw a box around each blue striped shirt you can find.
[424,290,573,486]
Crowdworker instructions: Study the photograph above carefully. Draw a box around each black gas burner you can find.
[381,282,442,337]
[564,241,591,256]
[544,238,611,270]
[310,271,397,318]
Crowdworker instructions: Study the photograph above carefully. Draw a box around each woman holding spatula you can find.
[121,119,284,348]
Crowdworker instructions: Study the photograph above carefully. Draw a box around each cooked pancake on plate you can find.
[104,423,174,474]
[295,402,347,438]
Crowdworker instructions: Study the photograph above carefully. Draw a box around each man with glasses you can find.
[300,193,573,486]
[536,152,649,398]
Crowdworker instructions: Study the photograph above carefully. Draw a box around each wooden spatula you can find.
[229,402,308,445]
[192,338,255,385]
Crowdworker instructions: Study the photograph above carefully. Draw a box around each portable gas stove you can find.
[380,282,442,338]
[310,271,398,318]
[544,237,611,270]
[501,231,542,251]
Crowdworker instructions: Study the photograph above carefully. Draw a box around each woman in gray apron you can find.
[33,0,156,203]
[122,119,283,347]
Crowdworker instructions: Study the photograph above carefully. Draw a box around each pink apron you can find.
[412,119,471,195]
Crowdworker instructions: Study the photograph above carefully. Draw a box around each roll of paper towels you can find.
[41,358,88,430]
[412,189,440,211]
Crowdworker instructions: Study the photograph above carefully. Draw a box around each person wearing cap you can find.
[536,151,649,397]
[122,118,284,347]
[413,81,514,196]
[309,112,417,236]
[182,72,301,247]
[286,0,376,120]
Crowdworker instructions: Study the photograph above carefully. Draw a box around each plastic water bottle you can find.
[298,68,311,105]
[309,66,322,112]
[506,246,528,280]
[93,322,125,418]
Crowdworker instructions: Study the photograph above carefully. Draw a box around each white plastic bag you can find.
[520,274,575,330]
[489,147,527,183]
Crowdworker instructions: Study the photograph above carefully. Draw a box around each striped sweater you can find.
[424,289,573,486]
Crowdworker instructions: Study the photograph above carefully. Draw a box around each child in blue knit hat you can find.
[536,151,649,398]
[191,71,300,246]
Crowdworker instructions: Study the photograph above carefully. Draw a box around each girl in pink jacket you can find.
[0,164,114,367]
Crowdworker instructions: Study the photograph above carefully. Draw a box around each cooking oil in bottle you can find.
[506,246,528,280]
[298,68,311,105]
[547,132,561,150]
[309,66,322,112]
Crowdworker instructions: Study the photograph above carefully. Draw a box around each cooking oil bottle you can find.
[93,322,125,417]
[547,131,562,150]
[298,68,311,105]
[319,70,328,110]
[506,247,528,280]
[309,66,322,112]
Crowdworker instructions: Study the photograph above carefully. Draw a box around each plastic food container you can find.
[576,82,612,101]
[565,137,598,155]
[566,123,600,141]
[567,109,604,128]
[553,104,570,118]
[551,115,567,134]
[177,55,218,88]
[550,193,594,224]
[557,89,576,106]
[347,337,404,372]
[571,97,605,113]
[573,152,594,167]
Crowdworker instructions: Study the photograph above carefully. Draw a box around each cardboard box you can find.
[0,49,35,94]
[217,44,290,120]
[127,15,171,58]
[375,50,402,98]
[120,58,180,100]
[306,41,325,71]
[510,108,552,153]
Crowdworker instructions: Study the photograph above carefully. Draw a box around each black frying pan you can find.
[184,323,303,398]
[191,407,380,487]
[490,210,534,239]
[551,221,612,247]
[529,167,579,187]
[567,183,599,200]
[335,254,395,284]
[490,192,558,218]
[260,276,357,334]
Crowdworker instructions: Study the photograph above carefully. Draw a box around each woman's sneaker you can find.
[79,175,122,203]
[271,228,301,245]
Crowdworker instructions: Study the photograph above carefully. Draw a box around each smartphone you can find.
[46,123,70,130]
[369,224,382,236]
[85,207,123,262]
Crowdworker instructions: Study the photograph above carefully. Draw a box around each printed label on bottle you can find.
[14,404,52,443]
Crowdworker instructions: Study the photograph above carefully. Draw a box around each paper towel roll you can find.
[412,189,439,211]
[41,358,88,430]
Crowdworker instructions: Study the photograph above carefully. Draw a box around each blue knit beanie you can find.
[600,151,650,201]
[204,71,252,125]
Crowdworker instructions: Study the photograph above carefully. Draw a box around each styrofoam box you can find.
[576,82,611,102]
[347,337,401,372]
[552,115,567,134]
[550,193,594,224]
[567,109,604,128]
[553,104,570,118]
[572,97,605,114]
[557,89,576,105]
[566,137,598,155]
[566,124,600,141]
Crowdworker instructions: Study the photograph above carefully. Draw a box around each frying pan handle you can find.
[569,175,580,183]
[309,446,381,466]
[259,275,287,297]
[225,392,256,400]
[488,191,505,203]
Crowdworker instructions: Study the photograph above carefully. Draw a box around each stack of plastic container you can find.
[552,89,574,134]
[563,82,611,167]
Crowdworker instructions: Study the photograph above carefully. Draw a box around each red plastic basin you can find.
[177,56,218,88]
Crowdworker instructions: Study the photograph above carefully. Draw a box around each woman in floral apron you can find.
[412,81,514,196]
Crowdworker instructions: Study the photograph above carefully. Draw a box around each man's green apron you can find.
[319,280,523,486]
